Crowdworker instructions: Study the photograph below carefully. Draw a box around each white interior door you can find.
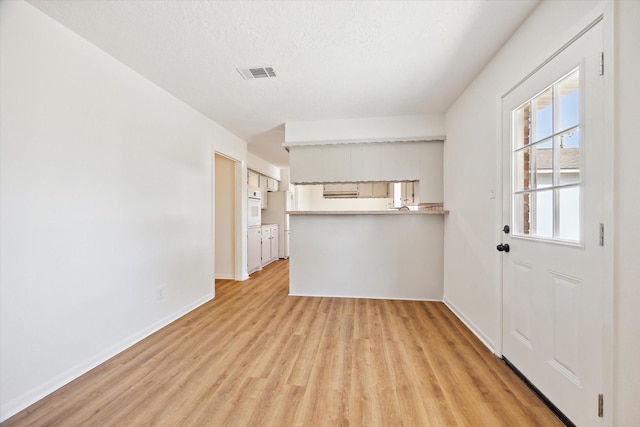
[501,21,604,426]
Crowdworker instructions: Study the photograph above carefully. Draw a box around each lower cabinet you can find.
[261,224,279,267]
[261,226,271,267]
[270,225,279,261]
[248,227,262,274]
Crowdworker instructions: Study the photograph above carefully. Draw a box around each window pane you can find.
[515,104,531,148]
[515,148,531,191]
[533,139,553,189]
[558,187,580,241]
[514,192,531,236]
[558,71,580,132]
[510,67,581,244]
[558,128,580,185]
[534,190,553,238]
[533,88,553,141]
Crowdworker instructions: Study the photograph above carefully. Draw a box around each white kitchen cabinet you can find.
[258,175,267,192]
[398,181,419,205]
[248,227,262,274]
[357,182,373,198]
[261,226,271,266]
[323,183,359,198]
[289,141,443,203]
[248,170,260,188]
[373,182,389,198]
[265,177,276,192]
[270,225,279,261]
[259,177,268,209]
[260,225,279,266]
[357,182,389,198]
[256,175,281,208]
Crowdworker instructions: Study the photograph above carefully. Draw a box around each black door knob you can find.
[496,243,510,253]
[503,225,510,234]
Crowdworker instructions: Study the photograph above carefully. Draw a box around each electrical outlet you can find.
[156,286,165,300]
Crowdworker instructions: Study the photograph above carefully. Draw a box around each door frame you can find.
[213,150,246,282]
[494,4,614,423]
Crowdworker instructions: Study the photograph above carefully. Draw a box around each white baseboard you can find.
[214,274,235,280]
[288,292,442,302]
[0,293,213,422]
[443,297,496,353]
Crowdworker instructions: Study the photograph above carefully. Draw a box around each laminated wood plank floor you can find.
[2,260,562,426]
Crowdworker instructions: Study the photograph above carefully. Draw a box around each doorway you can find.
[500,21,604,426]
[214,153,238,280]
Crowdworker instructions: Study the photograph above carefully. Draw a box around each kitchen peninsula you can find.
[284,130,447,300]
[288,208,446,300]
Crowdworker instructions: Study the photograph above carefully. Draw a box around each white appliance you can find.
[247,187,262,274]
[262,191,293,259]
[247,187,262,228]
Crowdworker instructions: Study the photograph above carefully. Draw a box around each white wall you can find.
[0,1,249,420]
[443,0,605,352]
[444,0,640,423]
[285,114,445,145]
[296,185,391,211]
[247,151,281,181]
[214,155,236,279]
[289,214,444,300]
[612,1,640,424]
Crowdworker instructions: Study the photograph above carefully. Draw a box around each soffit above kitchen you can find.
[27,0,540,168]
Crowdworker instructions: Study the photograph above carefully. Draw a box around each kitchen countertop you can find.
[287,209,448,215]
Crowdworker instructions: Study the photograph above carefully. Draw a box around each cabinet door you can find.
[261,227,270,265]
[341,183,358,193]
[323,183,341,192]
[358,183,373,198]
[270,226,279,260]
[401,182,416,204]
[372,182,389,198]
[248,228,262,273]
[248,170,260,187]
[259,177,268,209]
[400,182,409,205]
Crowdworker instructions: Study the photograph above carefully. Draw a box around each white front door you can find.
[501,21,604,426]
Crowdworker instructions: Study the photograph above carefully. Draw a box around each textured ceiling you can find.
[27,0,540,168]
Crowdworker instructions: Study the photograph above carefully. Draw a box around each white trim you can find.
[0,294,213,422]
[494,93,505,356]
[444,297,496,353]
[502,15,604,98]
[288,293,441,302]
[213,150,246,283]
[234,159,245,281]
[214,274,235,280]
[601,1,615,424]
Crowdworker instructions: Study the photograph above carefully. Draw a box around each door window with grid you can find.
[512,69,581,243]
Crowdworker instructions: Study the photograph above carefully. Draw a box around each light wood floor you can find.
[2,260,562,426]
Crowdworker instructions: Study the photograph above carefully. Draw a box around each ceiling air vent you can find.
[237,66,277,80]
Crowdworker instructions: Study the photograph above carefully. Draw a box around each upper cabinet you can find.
[289,140,443,202]
[248,170,260,188]
[266,177,278,192]
[248,169,280,209]
[248,169,279,192]
[357,182,389,198]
